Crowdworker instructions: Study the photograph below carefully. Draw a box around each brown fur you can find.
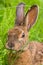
[6,3,43,65]
[8,42,43,65]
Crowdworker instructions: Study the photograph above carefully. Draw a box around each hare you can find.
[6,3,43,65]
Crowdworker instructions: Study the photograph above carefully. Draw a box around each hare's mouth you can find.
[6,39,29,52]
[5,43,14,50]
[5,42,22,51]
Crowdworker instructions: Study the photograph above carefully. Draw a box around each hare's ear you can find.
[15,3,25,25]
[25,5,39,30]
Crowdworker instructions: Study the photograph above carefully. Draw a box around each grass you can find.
[0,0,43,65]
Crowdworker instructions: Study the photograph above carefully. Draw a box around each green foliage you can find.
[0,0,43,65]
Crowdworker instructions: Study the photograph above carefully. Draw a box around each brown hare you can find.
[6,3,43,65]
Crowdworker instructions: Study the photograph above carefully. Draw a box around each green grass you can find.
[0,0,43,65]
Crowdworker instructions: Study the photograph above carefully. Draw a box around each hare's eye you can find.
[22,33,25,38]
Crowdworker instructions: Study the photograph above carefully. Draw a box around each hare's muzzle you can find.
[6,42,21,51]
[8,42,14,48]
[6,42,15,50]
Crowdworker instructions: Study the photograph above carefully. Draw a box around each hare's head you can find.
[6,3,39,51]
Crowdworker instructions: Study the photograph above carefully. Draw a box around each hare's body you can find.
[13,50,32,65]
[6,3,43,65]
[8,41,43,65]
[8,49,32,65]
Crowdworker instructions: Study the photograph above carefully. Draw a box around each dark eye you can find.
[22,33,25,38]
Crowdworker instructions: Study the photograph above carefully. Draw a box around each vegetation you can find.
[0,0,43,65]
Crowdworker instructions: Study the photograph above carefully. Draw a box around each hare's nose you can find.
[8,42,14,48]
